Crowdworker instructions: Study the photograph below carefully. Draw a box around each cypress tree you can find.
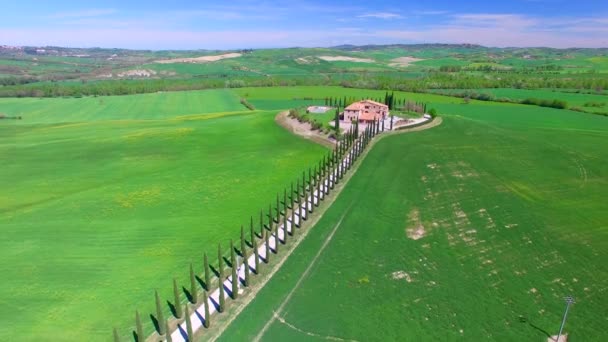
[240,225,246,256]
[243,241,250,286]
[135,310,144,342]
[290,182,295,209]
[230,239,238,299]
[203,290,210,328]
[165,321,172,342]
[252,237,260,273]
[283,188,287,214]
[113,327,120,342]
[268,204,273,229]
[390,115,394,130]
[382,118,385,132]
[250,216,255,244]
[273,220,280,252]
[334,109,340,132]
[185,306,193,340]
[218,274,225,313]
[189,263,197,304]
[264,230,270,262]
[218,243,224,282]
[259,210,264,235]
[268,205,273,233]
[203,253,210,291]
[291,195,297,229]
[302,171,306,198]
[173,278,182,318]
[275,193,280,222]
[295,179,300,203]
[155,290,165,335]
[283,207,288,240]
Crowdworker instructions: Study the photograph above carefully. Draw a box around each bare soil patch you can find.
[155,53,242,64]
[406,208,427,240]
[389,56,424,67]
[116,69,157,78]
[318,56,374,63]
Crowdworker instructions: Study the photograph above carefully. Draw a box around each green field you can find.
[0,89,327,341]
[432,88,608,114]
[219,98,608,340]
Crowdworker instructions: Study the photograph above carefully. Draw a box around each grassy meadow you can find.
[219,95,608,341]
[0,89,327,341]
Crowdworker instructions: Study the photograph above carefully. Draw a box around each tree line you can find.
[114,118,390,342]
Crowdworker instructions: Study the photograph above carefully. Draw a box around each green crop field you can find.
[0,89,327,341]
[219,98,608,341]
[432,88,608,115]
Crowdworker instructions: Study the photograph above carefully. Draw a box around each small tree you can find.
[275,193,280,222]
[113,327,120,342]
[203,290,210,328]
[260,210,265,235]
[172,278,182,318]
[203,253,210,291]
[264,230,270,262]
[185,306,193,340]
[253,236,260,273]
[230,239,238,299]
[243,241,250,286]
[165,320,172,342]
[240,225,247,256]
[250,216,255,242]
[189,263,197,304]
[155,290,165,335]
[218,244,225,312]
[334,108,340,132]
[135,310,144,342]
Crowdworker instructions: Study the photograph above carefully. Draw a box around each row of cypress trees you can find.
[115,116,386,342]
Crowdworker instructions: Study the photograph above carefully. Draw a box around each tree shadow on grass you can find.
[519,316,552,339]
[182,286,193,303]
[149,314,160,334]
[209,264,220,278]
[195,275,207,291]
[167,300,178,318]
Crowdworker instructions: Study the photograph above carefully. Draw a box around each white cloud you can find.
[357,12,402,19]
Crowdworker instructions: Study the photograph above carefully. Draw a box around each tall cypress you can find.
[264,230,270,262]
[259,210,264,235]
[268,204,273,229]
[240,226,246,256]
[185,306,193,340]
[290,182,295,209]
[253,237,260,273]
[173,278,182,318]
[135,310,144,342]
[203,253,210,291]
[275,193,280,222]
[189,263,197,304]
[291,195,297,229]
[165,321,172,342]
[283,207,288,240]
[250,216,255,244]
[203,291,210,328]
[113,327,120,342]
[218,243,224,312]
[230,239,238,299]
[274,222,280,253]
[243,241,250,286]
[155,290,165,334]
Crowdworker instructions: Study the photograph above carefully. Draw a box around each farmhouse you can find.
[343,100,388,123]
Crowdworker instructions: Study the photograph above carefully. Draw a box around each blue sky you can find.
[1,0,607,49]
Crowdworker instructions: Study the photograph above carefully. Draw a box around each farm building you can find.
[343,100,388,123]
